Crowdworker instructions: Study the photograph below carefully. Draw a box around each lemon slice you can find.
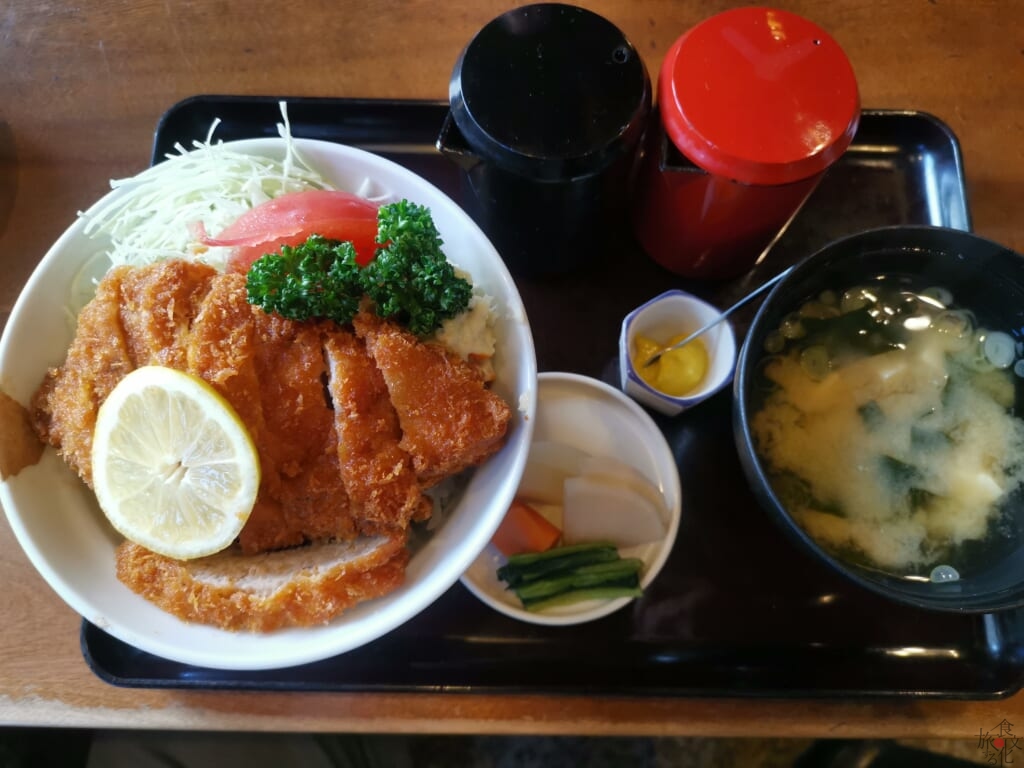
[91,366,260,560]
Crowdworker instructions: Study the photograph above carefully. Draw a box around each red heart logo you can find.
[994,738,1006,749]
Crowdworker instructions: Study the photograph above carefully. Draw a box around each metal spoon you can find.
[641,265,795,368]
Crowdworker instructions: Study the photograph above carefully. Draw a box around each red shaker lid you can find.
[659,7,860,186]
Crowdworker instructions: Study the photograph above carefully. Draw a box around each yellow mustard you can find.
[632,333,709,396]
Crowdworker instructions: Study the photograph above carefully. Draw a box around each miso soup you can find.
[750,278,1024,576]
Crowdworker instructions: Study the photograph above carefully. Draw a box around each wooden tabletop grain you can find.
[2,0,1023,736]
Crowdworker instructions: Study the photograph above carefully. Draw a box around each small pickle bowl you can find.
[618,289,737,416]
[460,372,682,626]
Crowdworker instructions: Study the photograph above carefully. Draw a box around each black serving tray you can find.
[82,96,1024,698]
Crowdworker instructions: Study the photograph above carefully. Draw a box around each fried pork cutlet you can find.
[252,312,358,551]
[253,313,334,480]
[185,272,299,555]
[353,310,512,485]
[186,272,265,441]
[32,263,365,556]
[323,331,430,533]
[31,265,135,485]
[187,273,360,555]
[120,260,216,369]
[33,257,515,632]
[273,434,360,546]
[116,531,409,632]
[0,390,44,480]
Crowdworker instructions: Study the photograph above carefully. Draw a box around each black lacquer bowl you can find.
[734,225,1024,613]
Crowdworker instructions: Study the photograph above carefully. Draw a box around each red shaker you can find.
[633,7,860,280]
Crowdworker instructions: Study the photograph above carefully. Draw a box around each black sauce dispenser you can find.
[437,3,651,276]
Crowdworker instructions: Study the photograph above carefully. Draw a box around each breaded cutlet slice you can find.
[186,272,264,432]
[353,310,512,486]
[323,330,431,533]
[32,261,216,485]
[187,276,362,555]
[251,313,334,481]
[243,312,362,553]
[273,429,361,547]
[119,260,216,369]
[30,266,135,485]
[116,532,409,632]
[185,272,303,554]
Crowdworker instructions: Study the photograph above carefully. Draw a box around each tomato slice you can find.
[202,190,381,272]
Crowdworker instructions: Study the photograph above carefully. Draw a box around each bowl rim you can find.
[0,135,540,668]
[733,224,1024,614]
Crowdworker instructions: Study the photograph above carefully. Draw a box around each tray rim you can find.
[82,94,1022,700]
[79,618,1024,700]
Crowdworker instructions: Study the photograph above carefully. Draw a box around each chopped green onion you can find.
[983,331,1016,369]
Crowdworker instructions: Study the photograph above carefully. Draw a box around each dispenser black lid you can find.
[449,3,650,181]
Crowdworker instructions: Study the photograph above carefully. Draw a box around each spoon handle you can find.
[642,265,795,368]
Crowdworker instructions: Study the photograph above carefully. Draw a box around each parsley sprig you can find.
[244,200,472,335]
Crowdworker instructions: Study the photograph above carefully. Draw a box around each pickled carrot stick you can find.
[491,499,561,557]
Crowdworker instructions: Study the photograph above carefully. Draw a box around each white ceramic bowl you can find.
[460,372,681,625]
[619,289,737,416]
[0,137,537,670]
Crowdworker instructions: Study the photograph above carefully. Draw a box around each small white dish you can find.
[460,372,682,626]
[619,289,737,416]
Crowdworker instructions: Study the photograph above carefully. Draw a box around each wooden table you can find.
[2,0,1023,737]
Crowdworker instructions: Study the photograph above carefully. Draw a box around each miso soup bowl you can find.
[734,225,1024,613]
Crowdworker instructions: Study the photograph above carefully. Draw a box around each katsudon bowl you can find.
[0,135,537,670]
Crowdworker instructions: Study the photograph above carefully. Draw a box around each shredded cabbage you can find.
[79,102,329,273]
